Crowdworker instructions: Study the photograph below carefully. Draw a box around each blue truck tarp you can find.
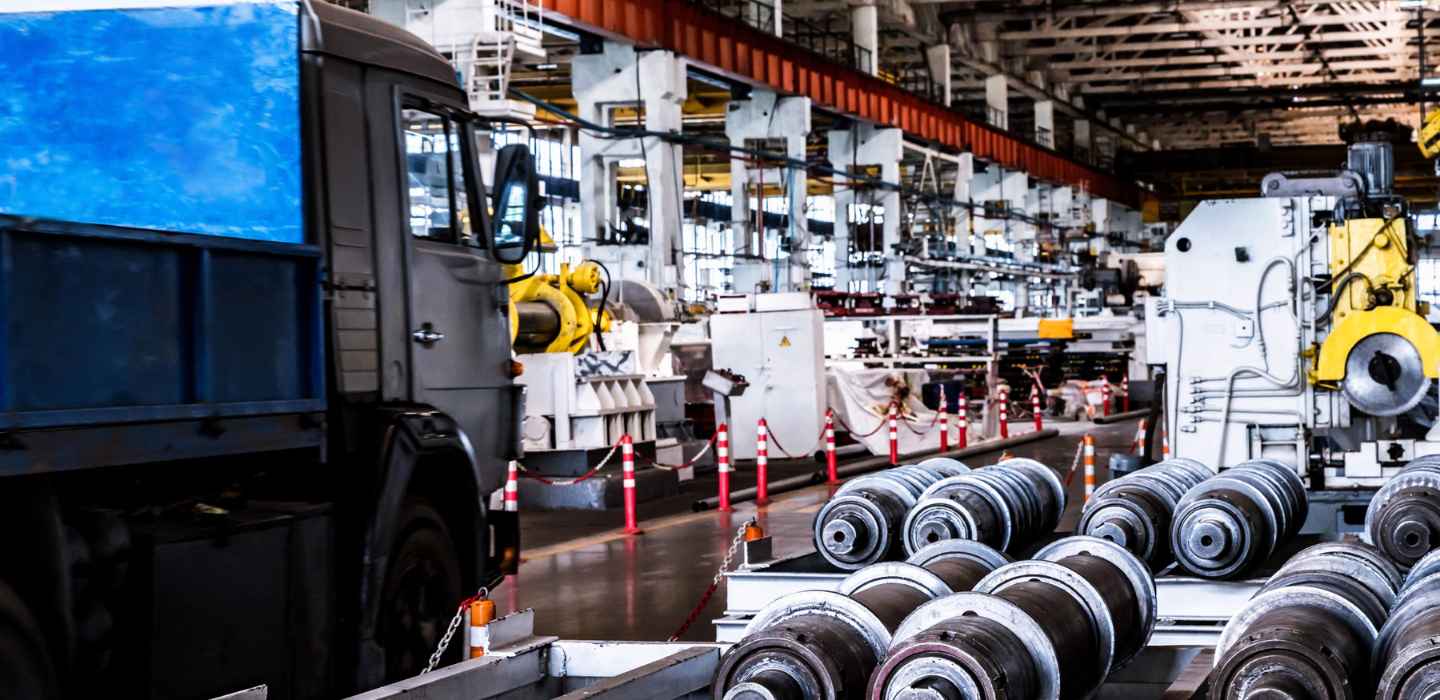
[0,2,303,243]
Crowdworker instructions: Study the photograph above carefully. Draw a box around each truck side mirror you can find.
[491,143,540,264]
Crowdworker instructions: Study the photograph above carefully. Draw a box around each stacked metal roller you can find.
[1077,458,1212,570]
[713,540,1007,700]
[870,536,1157,700]
[900,457,1067,557]
[1171,459,1308,579]
[1376,551,1440,699]
[1210,542,1402,699]
[814,458,970,570]
[1366,454,1440,570]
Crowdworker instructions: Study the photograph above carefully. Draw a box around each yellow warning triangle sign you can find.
[779,335,792,348]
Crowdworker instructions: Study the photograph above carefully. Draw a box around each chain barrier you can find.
[1063,439,1086,487]
[667,518,755,642]
[831,400,897,438]
[517,438,623,486]
[764,420,828,460]
[636,432,717,471]
[423,586,490,674]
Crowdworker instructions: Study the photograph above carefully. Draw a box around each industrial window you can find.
[401,107,473,243]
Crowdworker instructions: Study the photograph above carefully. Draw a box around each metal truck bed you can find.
[0,216,324,473]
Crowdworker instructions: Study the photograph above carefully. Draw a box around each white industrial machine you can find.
[1147,124,1440,502]
[709,292,826,461]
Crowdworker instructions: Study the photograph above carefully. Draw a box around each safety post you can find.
[756,418,770,506]
[1162,423,1171,459]
[1131,419,1148,454]
[824,410,838,484]
[621,434,642,534]
[939,405,950,452]
[467,595,496,658]
[1121,376,1131,412]
[1031,386,1043,432]
[1100,380,1112,417]
[887,403,899,465]
[998,387,1010,439]
[504,461,519,513]
[957,396,968,449]
[716,423,732,512]
[1083,434,1097,503]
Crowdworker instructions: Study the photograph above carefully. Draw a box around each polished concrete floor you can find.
[496,416,1145,642]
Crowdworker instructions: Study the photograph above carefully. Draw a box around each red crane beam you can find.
[539,0,1141,206]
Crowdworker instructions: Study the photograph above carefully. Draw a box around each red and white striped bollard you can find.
[824,410,838,484]
[1100,380,1111,417]
[1083,434,1096,503]
[999,388,1010,439]
[1131,419,1147,454]
[756,418,770,506]
[504,461,519,512]
[957,396,968,449]
[887,403,899,465]
[621,434,641,534]
[1031,386,1043,432]
[1121,376,1131,412]
[716,423,732,512]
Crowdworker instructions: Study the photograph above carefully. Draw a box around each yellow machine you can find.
[506,231,611,354]
[1309,131,1440,415]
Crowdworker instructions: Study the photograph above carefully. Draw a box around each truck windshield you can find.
[401,107,473,243]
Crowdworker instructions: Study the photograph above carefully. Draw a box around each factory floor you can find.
[495,415,1146,642]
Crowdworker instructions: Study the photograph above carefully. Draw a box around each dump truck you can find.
[0,2,536,697]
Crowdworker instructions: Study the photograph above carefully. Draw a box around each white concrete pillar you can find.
[1074,119,1092,161]
[726,91,813,291]
[1034,100,1055,149]
[828,125,903,292]
[926,44,953,106]
[572,43,687,290]
[850,2,879,75]
[984,74,1008,130]
[953,153,976,256]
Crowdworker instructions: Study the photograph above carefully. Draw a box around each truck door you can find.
[390,93,516,491]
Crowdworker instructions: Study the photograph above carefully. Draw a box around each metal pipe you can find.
[1213,542,1399,699]
[1171,459,1308,580]
[1091,408,1150,424]
[872,536,1156,700]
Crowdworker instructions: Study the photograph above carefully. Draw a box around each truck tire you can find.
[0,579,59,700]
[378,500,463,682]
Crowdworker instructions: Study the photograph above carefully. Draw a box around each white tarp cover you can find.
[827,365,972,457]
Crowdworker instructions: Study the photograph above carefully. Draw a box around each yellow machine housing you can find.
[507,259,610,354]
[1314,217,1439,382]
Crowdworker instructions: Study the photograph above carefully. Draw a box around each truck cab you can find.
[0,3,533,697]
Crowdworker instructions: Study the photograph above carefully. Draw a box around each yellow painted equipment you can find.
[1421,107,1440,160]
[508,260,610,354]
[1313,217,1440,393]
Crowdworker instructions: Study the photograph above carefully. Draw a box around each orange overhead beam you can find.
[539,0,1141,206]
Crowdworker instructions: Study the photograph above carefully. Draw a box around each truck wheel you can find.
[378,500,463,682]
[0,580,59,700]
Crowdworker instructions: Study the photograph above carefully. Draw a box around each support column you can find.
[573,42,687,290]
[984,74,1008,130]
[850,1,879,75]
[1034,100,1054,149]
[926,44,953,106]
[828,124,903,292]
[726,91,813,291]
[1074,118,1092,162]
[953,153,976,257]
